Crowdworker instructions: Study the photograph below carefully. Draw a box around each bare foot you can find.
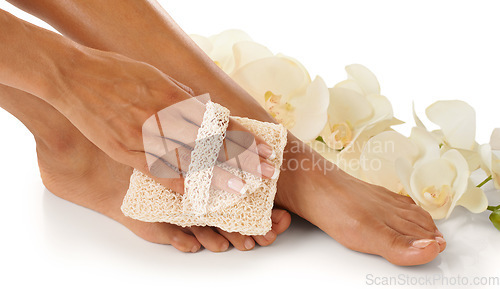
[275,149,446,266]
[0,84,291,253]
[8,0,444,265]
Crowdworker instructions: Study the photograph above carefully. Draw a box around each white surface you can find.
[1,1,500,288]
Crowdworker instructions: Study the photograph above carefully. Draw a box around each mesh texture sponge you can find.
[121,113,287,236]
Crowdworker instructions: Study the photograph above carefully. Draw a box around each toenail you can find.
[435,229,443,237]
[221,242,230,252]
[264,230,276,241]
[244,238,254,250]
[435,237,446,245]
[411,239,436,249]
[191,245,200,253]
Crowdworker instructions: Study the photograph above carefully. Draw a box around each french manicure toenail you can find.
[264,230,276,241]
[228,178,247,195]
[257,162,279,179]
[435,237,446,245]
[244,238,254,250]
[412,239,436,249]
[258,144,275,160]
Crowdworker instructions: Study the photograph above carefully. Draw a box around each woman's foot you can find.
[275,149,446,266]
[36,138,290,252]
[0,84,291,253]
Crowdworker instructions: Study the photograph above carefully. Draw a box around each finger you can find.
[173,99,275,162]
[145,142,249,195]
[226,117,276,160]
[148,97,277,179]
[220,138,279,180]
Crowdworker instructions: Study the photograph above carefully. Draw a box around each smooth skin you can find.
[1,0,446,265]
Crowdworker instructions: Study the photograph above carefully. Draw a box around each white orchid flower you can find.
[320,64,401,151]
[360,126,439,194]
[414,100,481,170]
[190,29,255,74]
[308,64,401,177]
[231,50,329,141]
[360,126,487,219]
[396,127,487,219]
[479,128,500,189]
[191,30,329,141]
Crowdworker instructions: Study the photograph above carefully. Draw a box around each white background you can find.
[1,1,499,288]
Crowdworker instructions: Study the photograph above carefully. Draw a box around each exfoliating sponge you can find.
[121,102,287,236]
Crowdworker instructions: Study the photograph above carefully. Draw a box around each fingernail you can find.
[258,144,276,160]
[191,245,200,253]
[412,239,436,249]
[244,238,255,250]
[264,230,276,241]
[435,237,446,245]
[257,162,279,179]
[228,178,247,195]
[435,229,443,237]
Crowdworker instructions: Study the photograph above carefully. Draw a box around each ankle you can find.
[35,126,96,172]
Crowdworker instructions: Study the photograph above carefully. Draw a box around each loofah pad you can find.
[121,110,287,236]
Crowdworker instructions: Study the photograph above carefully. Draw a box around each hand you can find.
[50,47,277,194]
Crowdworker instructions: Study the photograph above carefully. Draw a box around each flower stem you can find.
[488,205,500,211]
[477,175,493,188]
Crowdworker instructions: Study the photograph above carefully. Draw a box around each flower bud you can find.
[489,210,500,231]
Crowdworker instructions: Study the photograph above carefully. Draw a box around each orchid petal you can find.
[426,100,476,150]
[361,131,418,193]
[232,41,273,72]
[327,87,373,127]
[209,29,253,73]
[491,128,500,150]
[345,64,380,95]
[409,127,441,165]
[289,77,330,141]
[412,102,427,130]
[190,34,213,55]
[456,184,488,214]
[232,57,309,106]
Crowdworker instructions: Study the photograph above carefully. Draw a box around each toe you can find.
[397,206,438,233]
[394,194,417,205]
[389,217,446,252]
[388,217,437,240]
[270,209,292,234]
[252,209,291,246]
[135,222,201,253]
[252,230,277,247]
[189,227,230,252]
[379,225,441,266]
[215,229,255,251]
[374,226,440,266]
